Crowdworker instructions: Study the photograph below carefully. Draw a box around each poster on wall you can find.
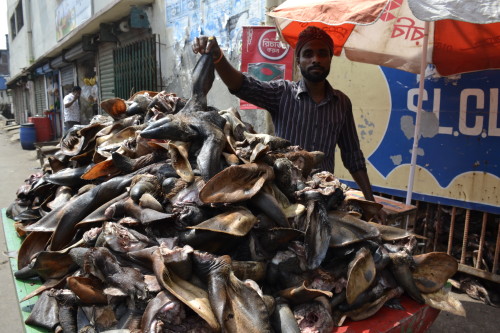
[240,26,294,110]
[166,0,266,50]
[56,0,92,40]
[330,57,500,214]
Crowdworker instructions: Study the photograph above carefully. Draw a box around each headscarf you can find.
[295,26,334,57]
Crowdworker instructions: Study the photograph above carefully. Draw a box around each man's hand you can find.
[192,36,223,63]
[192,35,243,91]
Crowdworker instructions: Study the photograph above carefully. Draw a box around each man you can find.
[63,86,82,134]
[192,27,384,220]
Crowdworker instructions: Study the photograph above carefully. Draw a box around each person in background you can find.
[63,86,82,134]
[192,26,386,222]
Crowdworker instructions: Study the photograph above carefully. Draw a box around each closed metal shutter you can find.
[11,87,27,124]
[60,65,75,96]
[34,76,47,115]
[98,42,116,101]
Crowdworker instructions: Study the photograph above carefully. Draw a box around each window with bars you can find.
[10,1,24,40]
[113,35,158,99]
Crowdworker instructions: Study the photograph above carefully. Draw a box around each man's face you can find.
[297,39,332,83]
[74,90,81,97]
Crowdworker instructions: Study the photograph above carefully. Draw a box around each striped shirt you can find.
[232,74,366,173]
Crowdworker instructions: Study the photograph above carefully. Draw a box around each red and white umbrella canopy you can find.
[269,0,500,206]
[269,0,500,76]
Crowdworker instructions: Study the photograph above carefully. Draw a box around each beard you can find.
[300,65,330,83]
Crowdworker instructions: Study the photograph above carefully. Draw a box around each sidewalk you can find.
[0,126,41,333]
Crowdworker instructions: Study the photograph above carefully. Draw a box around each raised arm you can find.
[64,96,77,108]
[192,36,244,91]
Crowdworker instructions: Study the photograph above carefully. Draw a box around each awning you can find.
[7,0,155,86]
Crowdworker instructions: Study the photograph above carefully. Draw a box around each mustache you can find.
[308,65,325,71]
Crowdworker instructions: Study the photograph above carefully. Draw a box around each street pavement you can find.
[0,126,40,333]
[0,125,498,333]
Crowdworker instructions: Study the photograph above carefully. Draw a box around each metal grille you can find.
[113,35,158,99]
[34,76,47,115]
[377,193,500,284]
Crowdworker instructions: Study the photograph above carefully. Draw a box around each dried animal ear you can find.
[31,251,76,280]
[283,149,324,177]
[251,227,304,255]
[421,288,465,316]
[69,149,95,164]
[222,152,240,166]
[328,211,380,248]
[231,260,267,282]
[150,141,194,183]
[346,287,403,321]
[368,221,426,242]
[48,155,67,172]
[412,252,458,293]
[67,276,107,304]
[81,159,120,180]
[190,252,273,332]
[76,192,128,227]
[169,141,193,180]
[151,249,221,331]
[279,281,333,304]
[346,247,376,304]
[17,231,52,270]
[24,291,59,330]
[95,125,146,161]
[100,98,128,119]
[160,245,194,281]
[60,131,86,156]
[187,207,257,237]
[199,162,274,204]
[249,142,270,162]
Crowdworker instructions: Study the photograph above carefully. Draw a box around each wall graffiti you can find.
[166,0,266,51]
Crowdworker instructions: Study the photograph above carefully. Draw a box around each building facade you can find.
[6,0,283,137]
[0,44,11,118]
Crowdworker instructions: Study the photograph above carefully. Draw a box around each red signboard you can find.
[240,26,294,110]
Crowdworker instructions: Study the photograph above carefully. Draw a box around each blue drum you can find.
[20,123,37,150]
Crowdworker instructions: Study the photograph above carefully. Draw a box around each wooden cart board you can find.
[1,208,49,333]
[346,190,417,228]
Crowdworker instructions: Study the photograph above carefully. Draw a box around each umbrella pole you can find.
[405,21,430,227]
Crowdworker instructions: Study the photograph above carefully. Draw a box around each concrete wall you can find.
[7,0,32,77]
[158,0,277,133]
[30,0,57,61]
[93,0,118,14]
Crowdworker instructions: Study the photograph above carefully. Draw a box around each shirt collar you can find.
[296,79,339,102]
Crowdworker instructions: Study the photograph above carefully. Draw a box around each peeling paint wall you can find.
[159,0,274,132]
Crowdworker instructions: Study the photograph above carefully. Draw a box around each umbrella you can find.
[268,0,500,209]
